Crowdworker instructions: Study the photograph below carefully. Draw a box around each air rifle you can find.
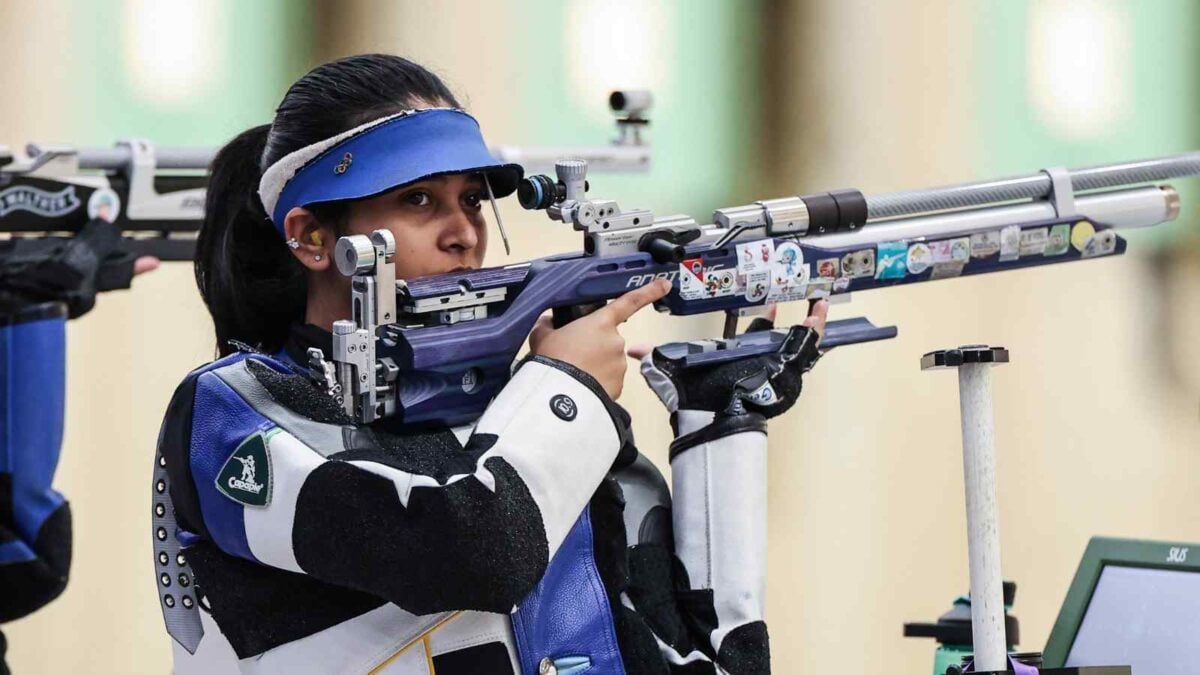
[0,91,653,261]
[311,153,1200,427]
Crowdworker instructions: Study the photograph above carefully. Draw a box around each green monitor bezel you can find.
[1043,536,1200,668]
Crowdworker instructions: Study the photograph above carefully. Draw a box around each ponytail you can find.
[195,54,463,356]
[195,124,306,356]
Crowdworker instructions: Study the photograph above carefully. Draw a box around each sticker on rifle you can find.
[930,237,970,264]
[737,240,774,274]
[804,276,834,299]
[771,242,806,280]
[841,249,875,279]
[766,270,808,303]
[970,231,1001,258]
[703,268,739,298]
[744,270,770,302]
[999,226,1021,262]
[1019,227,1049,256]
[816,258,839,279]
[1045,223,1070,256]
[1070,220,1095,252]
[678,257,708,300]
[1080,229,1117,258]
[87,188,121,223]
[832,276,851,292]
[907,243,932,275]
[930,262,966,279]
[876,242,908,279]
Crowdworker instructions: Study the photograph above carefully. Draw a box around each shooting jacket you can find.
[156,325,762,674]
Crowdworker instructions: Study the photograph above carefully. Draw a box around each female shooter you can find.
[156,54,825,674]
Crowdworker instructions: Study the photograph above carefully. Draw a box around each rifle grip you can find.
[552,301,607,328]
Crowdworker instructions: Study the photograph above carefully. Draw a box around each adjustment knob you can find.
[554,159,588,182]
[335,235,376,277]
[555,159,588,202]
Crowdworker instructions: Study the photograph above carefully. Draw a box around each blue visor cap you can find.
[269,109,523,229]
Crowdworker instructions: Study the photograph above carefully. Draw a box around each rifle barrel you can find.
[28,145,217,171]
[866,152,1200,221]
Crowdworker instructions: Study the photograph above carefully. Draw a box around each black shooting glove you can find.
[0,218,136,319]
[640,319,822,422]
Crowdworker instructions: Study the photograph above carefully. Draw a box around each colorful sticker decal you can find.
[772,242,805,279]
[678,257,708,300]
[1045,223,1070,256]
[876,242,908,280]
[736,240,774,274]
[1080,229,1117,258]
[926,236,964,263]
[1019,227,1048,256]
[766,241,809,302]
[970,231,1001,259]
[907,243,932,275]
[832,276,850,292]
[930,262,966,280]
[999,225,1021,262]
[841,249,876,279]
[804,277,834,299]
[87,188,122,223]
[949,237,970,263]
[744,270,770,302]
[1070,220,1096,252]
[704,268,739,298]
[766,272,808,303]
[816,258,840,279]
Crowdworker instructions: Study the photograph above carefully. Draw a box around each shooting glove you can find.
[0,218,136,319]
[637,321,820,675]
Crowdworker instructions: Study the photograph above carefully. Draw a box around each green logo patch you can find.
[215,429,275,507]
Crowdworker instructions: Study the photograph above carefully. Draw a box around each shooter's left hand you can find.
[632,300,828,419]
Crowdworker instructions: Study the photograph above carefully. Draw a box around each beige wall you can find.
[4,1,1198,673]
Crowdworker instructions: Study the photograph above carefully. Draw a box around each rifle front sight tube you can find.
[957,361,1006,672]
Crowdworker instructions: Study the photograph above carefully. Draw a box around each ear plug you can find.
[309,231,324,246]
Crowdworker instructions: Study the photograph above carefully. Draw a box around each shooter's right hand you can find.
[528,279,671,400]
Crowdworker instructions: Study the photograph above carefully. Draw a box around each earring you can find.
[286,237,300,250]
[314,254,323,262]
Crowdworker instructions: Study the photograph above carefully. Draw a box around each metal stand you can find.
[922,345,1011,672]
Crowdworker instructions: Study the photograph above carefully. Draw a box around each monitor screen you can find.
[1066,564,1200,673]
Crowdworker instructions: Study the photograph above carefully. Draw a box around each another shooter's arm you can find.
[0,302,71,623]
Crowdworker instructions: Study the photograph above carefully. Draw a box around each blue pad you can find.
[0,302,72,621]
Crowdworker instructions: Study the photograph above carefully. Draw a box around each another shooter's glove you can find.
[0,218,136,319]
[637,322,820,675]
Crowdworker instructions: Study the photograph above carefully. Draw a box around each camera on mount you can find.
[610,89,651,146]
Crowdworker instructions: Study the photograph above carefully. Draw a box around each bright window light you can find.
[122,0,223,106]
[1027,0,1132,141]
[566,0,676,124]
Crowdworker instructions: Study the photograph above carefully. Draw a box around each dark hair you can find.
[195,54,461,356]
